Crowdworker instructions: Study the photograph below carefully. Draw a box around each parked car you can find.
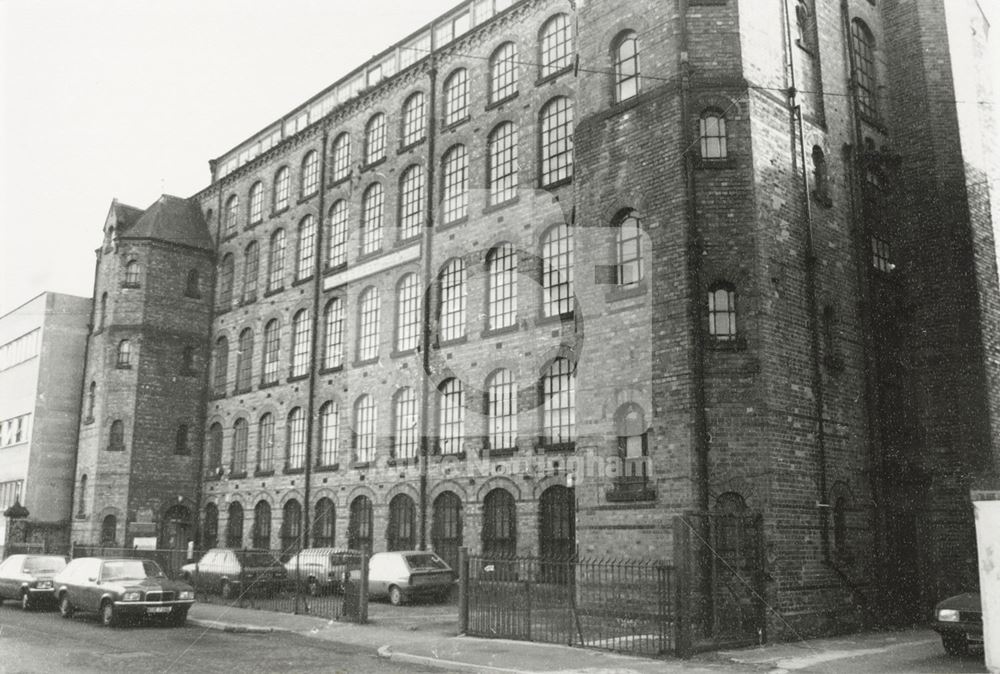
[284,548,353,596]
[933,592,983,655]
[365,551,454,605]
[0,554,68,610]
[53,557,194,627]
[180,548,286,599]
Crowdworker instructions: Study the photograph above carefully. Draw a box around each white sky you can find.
[0,0,997,316]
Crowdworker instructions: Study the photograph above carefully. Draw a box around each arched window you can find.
[98,293,108,330]
[364,113,386,165]
[487,369,516,451]
[281,500,303,554]
[291,309,310,378]
[395,274,421,352]
[123,260,141,288]
[387,494,416,551]
[116,339,132,368]
[101,515,117,546]
[616,212,643,287]
[432,492,463,571]
[313,498,336,547]
[439,259,466,342]
[257,413,275,473]
[77,474,88,516]
[613,31,640,102]
[109,419,125,451]
[213,336,229,396]
[812,145,831,205]
[235,328,253,392]
[541,224,574,317]
[217,254,234,310]
[319,401,339,467]
[286,407,306,470]
[274,166,290,211]
[249,181,264,224]
[353,395,377,463]
[296,215,316,281]
[301,150,319,196]
[615,403,648,488]
[443,68,469,126]
[540,14,572,77]
[487,244,517,331]
[482,488,516,558]
[262,319,280,384]
[224,195,239,236]
[851,19,878,119]
[203,504,219,549]
[207,422,223,474]
[252,500,271,549]
[232,418,248,475]
[87,381,96,420]
[348,495,373,551]
[833,495,849,557]
[700,110,728,159]
[243,241,259,303]
[490,42,517,102]
[540,97,573,185]
[488,122,518,205]
[323,298,345,369]
[399,165,425,241]
[185,270,201,298]
[175,424,189,455]
[708,282,738,341]
[361,183,384,255]
[358,287,380,362]
[542,357,575,447]
[714,492,748,558]
[795,0,811,46]
[330,133,351,183]
[327,200,349,268]
[401,92,426,147]
[268,229,286,291]
[227,502,244,548]
[441,145,469,224]
[392,388,418,460]
[437,378,464,455]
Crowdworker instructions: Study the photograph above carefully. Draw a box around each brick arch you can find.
[224,494,248,510]
[532,474,572,499]
[536,344,578,377]
[598,15,651,62]
[476,476,522,502]
[829,479,853,504]
[249,491,276,508]
[429,479,469,503]
[310,488,337,507]
[385,482,420,503]
[279,489,305,507]
[599,199,649,228]
[710,478,760,510]
[693,93,746,121]
[344,485,378,507]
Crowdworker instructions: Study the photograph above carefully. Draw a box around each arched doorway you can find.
[431,492,463,571]
[538,485,575,583]
[161,504,192,551]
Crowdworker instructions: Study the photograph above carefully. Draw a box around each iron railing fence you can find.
[461,552,675,657]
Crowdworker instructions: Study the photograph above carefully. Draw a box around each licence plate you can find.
[147,606,172,614]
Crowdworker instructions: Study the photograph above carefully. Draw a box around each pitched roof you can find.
[120,195,213,251]
[112,200,144,230]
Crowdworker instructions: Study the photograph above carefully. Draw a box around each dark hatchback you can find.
[180,548,287,599]
[53,557,195,627]
[0,554,68,610]
[933,592,983,655]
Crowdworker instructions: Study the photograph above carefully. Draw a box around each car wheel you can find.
[221,580,233,600]
[388,585,404,606]
[942,633,969,656]
[168,608,188,627]
[308,578,320,597]
[101,601,120,628]
[20,592,32,611]
[59,595,74,619]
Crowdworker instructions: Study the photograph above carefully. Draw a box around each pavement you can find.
[185,601,956,673]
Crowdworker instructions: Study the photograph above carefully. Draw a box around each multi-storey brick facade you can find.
[71,0,998,638]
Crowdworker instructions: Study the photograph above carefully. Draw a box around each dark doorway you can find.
[161,504,191,551]
[432,491,463,571]
[539,485,575,583]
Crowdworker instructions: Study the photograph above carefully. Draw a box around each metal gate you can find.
[674,512,766,655]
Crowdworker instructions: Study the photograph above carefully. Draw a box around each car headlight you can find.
[937,608,960,622]
[121,591,142,602]
[179,591,194,600]
[34,580,53,589]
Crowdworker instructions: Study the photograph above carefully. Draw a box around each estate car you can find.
[0,554,68,610]
[180,548,287,599]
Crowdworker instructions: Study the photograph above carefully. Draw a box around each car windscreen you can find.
[101,560,164,581]
[24,556,68,574]
[403,553,449,570]
[236,552,279,567]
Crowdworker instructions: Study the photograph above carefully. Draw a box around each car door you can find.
[82,560,105,612]
[0,556,21,598]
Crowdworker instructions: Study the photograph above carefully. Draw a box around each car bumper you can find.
[933,622,984,641]
[26,587,58,602]
[113,600,195,616]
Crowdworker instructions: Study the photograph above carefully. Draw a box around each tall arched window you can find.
[442,145,469,223]
[364,113,386,165]
[286,407,306,470]
[361,183,384,255]
[243,241,259,303]
[174,424,189,455]
[613,31,640,102]
[181,344,195,373]
[313,498,336,547]
[296,215,316,281]
[249,181,264,224]
[395,274,421,352]
[541,357,575,447]
[358,287,380,362]
[541,224,574,317]
[615,403,648,487]
[77,474,88,516]
[851,19,877,119]
[281,500,303,554]
[348,496,373,551]
[87,381,97,420]
[203,503,219,549]
[291,309,310,378]
[487,369,516,451]
[262,319,280,384]
[323,298,345,369]
[401,92,426,147]
[274,166,290,211]
[327,200,349,268]
[101,515,118,546]
[353,395,377,463]
[319,401,339,467]
[227,502,244,548]
[123,260,141,287]
[399,165,425,241]
[487,244,517,331]
[207,422,223,473]
[540,97,573,185]
[438,378,465,455]
[439,259,466,342]
[482,488,516,558]
[98,293,108,330]
[490,42,517,102]
[235,328,253,392]
[268,229,286,291]
[708,282,738,342]
[217,254,234,310]
[616,212,643,287]
[185,270,200,299]
[109,419,125,451]
[252,500,272,549]
[213,337,229,396]
[699,110,728,159]
[812,145,831,205]
[392,387,418,460]
[232,418,248,475]
[795,0,811,46]
[330,133,351,182]
[488,122,518,205]
[387,494,416,551]
[116,339,132,368]
[540,14,572,77]
[301,150,319,197]
[224,195,239,236]
[258,413,275,473]
[714,492,748,559]
[432,492,463,571]
[443,68,469,125]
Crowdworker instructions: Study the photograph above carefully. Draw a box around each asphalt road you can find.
[0,604,443,674]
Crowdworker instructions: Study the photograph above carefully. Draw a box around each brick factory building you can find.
[68,0,998,637]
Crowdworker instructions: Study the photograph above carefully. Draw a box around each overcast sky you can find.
[0,0,997,317]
